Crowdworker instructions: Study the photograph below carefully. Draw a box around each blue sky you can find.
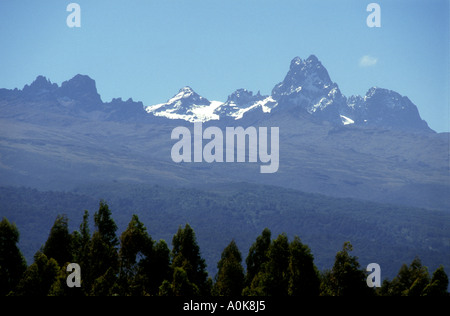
[0,0,448,132]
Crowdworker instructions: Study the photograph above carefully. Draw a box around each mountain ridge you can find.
[0,54,434,133]
[144,55,434,133]
[0,55,447,211]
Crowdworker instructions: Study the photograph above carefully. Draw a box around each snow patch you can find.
[340,115,355,125]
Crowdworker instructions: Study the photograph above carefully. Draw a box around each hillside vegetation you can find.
[1,201,448,296]
[0,183,448,282]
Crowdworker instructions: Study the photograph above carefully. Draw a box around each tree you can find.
[72,210,91,264]
[14,252,59,296]
[422,266,449,296]
[244,229,295,296]
[213,240,245,296]
[89,201,119,295]
[321,242,373,296]
[244,228,271,289]
[93,200,118,247]
[91,267,118,296]
[0,217,27,296]
[244,233,319,296]
[260,233,290,296]
[171,224,209,295]
[48,264,83,297]
[140,239,171,295]
[288,236,320,296]
[71,210,91,293]
[159,267,200,296]
[43,214,72,266]
[118,214,153,295]
[381,257,430,296]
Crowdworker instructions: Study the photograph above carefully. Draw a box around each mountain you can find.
[56,74,103,110]
[20,74,102,108]
[21,75,58,99]
[0,56,449,287]
[0,74,148,123]
[145,86,222,122]
[0,55,448,211]
[342,87,433,132]
[0,55,448,291]
[271,55,345,125]
[143,55,433,133]
[214,89,277,120]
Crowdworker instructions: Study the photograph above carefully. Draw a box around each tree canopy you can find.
[1,202,448,296]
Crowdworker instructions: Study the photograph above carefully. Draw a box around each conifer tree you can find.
[422,266,449,296]
[260,233,290,296]
[381,257,430,296]
[213,240,245,296]
[118,214,153,295]
[74,210,91,264]
[89,201,119,295]
[91,267,118,296]
[0,217,27,296]
[321,242,374,296]
[244,228,271,289]
[71,210,91,293]
[288,236,320,296]
[159,267,200,296]
[140,239,171,295]
[43,214,72,266]
[171,224,209,295]
[94,200,118,247]
[47,264,83,297]
[14,252,59,296]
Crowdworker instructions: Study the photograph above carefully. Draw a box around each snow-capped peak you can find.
[145,87,220,122]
